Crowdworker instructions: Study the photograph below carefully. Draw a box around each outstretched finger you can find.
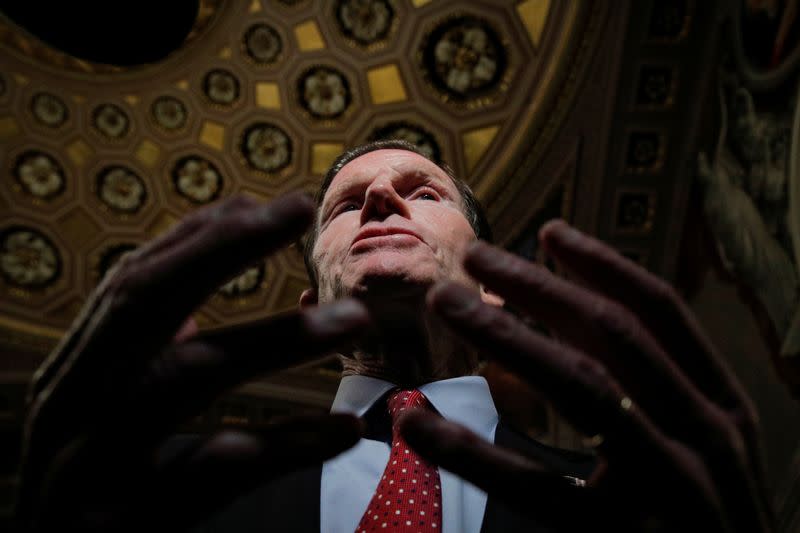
[31,193,317,431]
[111,299,370,438]
[397,410,598,526]
[27,198,216,403]
[106,192,317,354]
[426,282,724,519]
[462,241,721,448]
[428,281,651,442]
[537,220,770,521]
[538,220,751,416]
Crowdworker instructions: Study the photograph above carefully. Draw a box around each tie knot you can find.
[386,388,430,424]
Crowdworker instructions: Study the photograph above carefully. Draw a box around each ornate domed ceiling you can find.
[6,4,800,525]
[0,0,598,352]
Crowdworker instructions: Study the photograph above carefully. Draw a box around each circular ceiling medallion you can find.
[0,227,61,288]
[369,122,441,162]
[243,24,282,65]
[219,263,264,297]
[13,151,65,200]
[298,66,351,119]
[203,69,240,106]
[97,166,147,213]
[242,123,292,172]
[151,96,188,131]
[422,15,507,100]
[173,156,223,204]
[336,0,394,45]
[92,103,130,139]
[31,92,68,128]
[0,0,597,342]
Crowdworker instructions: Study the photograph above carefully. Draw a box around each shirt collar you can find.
[330,375,396,417]
[330,374,498,440]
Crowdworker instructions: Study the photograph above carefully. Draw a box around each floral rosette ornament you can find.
[425,16,506,98]
[14,151,65,200]
[0,228,60,288]
[204,69,240,106]
[337,0,394,44]
[244,24,282,64]
[98,167,147,213]
[173,157,222,204]
[151,96,188,131]
[243,124,292,172]
[92,104,130,138]
[300,67,350,119]
[31,93,68,128]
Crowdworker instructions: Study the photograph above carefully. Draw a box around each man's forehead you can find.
[323,149,453,200]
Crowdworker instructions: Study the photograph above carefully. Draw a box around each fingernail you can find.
[430,282,480,316]
[544,221,582,246]
[559,224,582,244]
[539,219,573,243]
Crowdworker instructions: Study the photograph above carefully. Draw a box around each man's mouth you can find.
[351,227,425,251]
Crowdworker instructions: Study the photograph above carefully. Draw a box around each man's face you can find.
[311,149,479,303]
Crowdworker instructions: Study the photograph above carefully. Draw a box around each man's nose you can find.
[360,177,410,224]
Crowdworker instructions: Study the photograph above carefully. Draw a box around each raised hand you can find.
[401,220,773,532]
[16,193,370,532]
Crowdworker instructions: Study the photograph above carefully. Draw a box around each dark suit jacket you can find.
[191,422,596,532]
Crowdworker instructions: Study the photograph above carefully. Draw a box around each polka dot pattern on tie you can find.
[355,389,442,533]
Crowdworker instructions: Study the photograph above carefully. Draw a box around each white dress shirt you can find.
[321,375,499,533]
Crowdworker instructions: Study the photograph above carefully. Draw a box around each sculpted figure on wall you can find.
[698,0,800,389]
[698,79,798,350]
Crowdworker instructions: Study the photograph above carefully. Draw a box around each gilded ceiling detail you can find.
[13,151,65,200]
[173,156,224,204]
[243,23,283,63]
[336,0,395,46]
[299,66,352,119]
[97,166,148,213]
[0,0,593,349]
[0,227,60,288]
[152,96,190,132]
[420,14,508,102]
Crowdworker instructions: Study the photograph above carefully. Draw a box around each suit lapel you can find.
[195,463,323,532]
[479,423,596,533]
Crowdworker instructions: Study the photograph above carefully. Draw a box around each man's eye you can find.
[329,202,359,220]
[418,192,437,201]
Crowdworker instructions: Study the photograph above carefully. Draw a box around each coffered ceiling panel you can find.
[0,0,598,350]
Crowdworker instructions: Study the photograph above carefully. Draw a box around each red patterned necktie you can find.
[355,389,443,533]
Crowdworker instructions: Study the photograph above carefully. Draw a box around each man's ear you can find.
[480,285,504,307]
[299,287,318,309]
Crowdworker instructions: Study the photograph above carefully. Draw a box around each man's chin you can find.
[349,274,433,340]
[345,253,437,295]
[349,271,432,300]
[335,265,432,319]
